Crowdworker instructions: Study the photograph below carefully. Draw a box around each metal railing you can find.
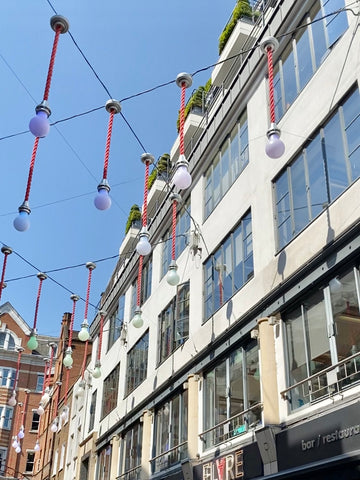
[116,464,142,480]
[199,402,262,448]
[280,351,360,410]
[150,441,187,473]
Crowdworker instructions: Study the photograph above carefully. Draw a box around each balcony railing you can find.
[150,441,187,473]
[199,402,262,449]
[280,351,360,410]
[116,464,142,480]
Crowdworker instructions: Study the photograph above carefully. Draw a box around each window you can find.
[89,390,97,432]
[131,258,152,317]
[0,406,13,430]
[273,0,348,119]
[153,391,188,473]
[25,451,35,473]
[205,110,248,218]
[204,211,253,320]
[0,331,15,351]
[159,282,190,364]
[101,365,119,419]
[162,199,191,277]
[119,421,143,478]
[203,341,261,448]
[97,445,112,480]
[0,447,7,474]
[0,367,16,389]
[59,443,65,470]
[274,88,360,249]
[126,332,149,395]
[284,266,360,409]
[36,374,44,392]
[108,295,125,350]
[52,450,58,476]
[31,411,40,431]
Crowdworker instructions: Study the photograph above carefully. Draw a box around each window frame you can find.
[101,364,120,420]
[126,331,149,396]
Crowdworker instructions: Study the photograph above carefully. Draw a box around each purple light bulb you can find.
[29,111,50,138]
[265,132,285,159]
[13,211,30,232]
[94,188,111,210]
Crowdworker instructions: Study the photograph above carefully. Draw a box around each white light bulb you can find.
[18,427,24,439]
[173,165,192,190]
[15,446,21,454]
[63,349,73,368]
[265,125,285,159]
[37,404,45,416]
[92,366,101,379]
[12,438,18,449]
[167,266,180,286]
[136,233,152,256]
[78,321,90,342]
[41,388,50,404]
[60,406,69,423]
[34,441,40,452]
[132,310,144,329]
[50,420,58,433]
[8,391,17,407]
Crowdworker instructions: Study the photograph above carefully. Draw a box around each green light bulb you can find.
[27,335,38,351]
[93,366,101,378]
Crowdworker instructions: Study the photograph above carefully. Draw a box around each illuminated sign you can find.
[202,449,244,480]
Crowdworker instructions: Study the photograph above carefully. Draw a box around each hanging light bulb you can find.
[8,391,17,407]
[132,307,144,329]
[94,179,112,210]
[50,419,58,433]
[78,319,90,341]
[41,386,50,404]
[34,440,40,452]
[18,426,25,439]
[265,123,285,159]
[37,404,45,416]
[27,329,39,351]
[14,202,31,232]
[15,446,21,454]
[29,102,51,138]
[92,360,102,379]
[60,405,69,423]
[63,347,73,368]
[12,437,18,449]
[172,155,192,190]
[136,227,152,256]
[75,380,86,398]
[167,260,180,286]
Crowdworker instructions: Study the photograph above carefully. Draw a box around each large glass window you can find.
[204,211,253,320]
[273,0,348,119]
[203,341,261,448]
[152,391,188,473]
[274,88,360,249]
[205,110,248,218]
[89,390,97,432]
[0,406,13,430]
[0,447,6,475]
[284,266,360,409]
[0,332,15,350]
[101,364,119,419]
[31,411,40,431]
[25,451,35,473]
[119,421,143,479]
[162,200,191,277]
[108,295,125,350]
[0,368,16,389]
[126,332,149,395]
[131,258,152,317]
[159,282,190,364]
[97,445,112,480]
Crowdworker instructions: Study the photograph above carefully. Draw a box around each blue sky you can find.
[0,0,236,336]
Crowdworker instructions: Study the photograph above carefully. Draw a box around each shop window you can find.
[97,445,112,480]
[119,421,143,478]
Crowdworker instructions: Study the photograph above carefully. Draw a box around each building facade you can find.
[49,0,360,479]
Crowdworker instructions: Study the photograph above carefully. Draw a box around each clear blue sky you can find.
[0,0,236,336]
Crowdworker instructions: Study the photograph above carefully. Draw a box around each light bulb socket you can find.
[65,346,73,356]
[86,261,96,271]
[134,306,142,317]
[176,72,193,89]
[94,359,101,369]
[260,36,279,54]
[18,201,31,215]
[175,154,189,169]
[169,192,182,204]
[266,122,281,139]
[1,246,12,255]
[37,272,47,281]
[105,99,121,114]
[97,178,110,193]
[168,259,178,270]
[80,319,89,329]
[70,294,80,302]
[35,101,51,118]
[140,153,155,165]
[50,15,70,34]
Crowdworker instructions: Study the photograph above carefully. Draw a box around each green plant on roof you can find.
[176,79,212,132]
[219,0,253,55]
[148,153,171,190]
[125,204,142,235]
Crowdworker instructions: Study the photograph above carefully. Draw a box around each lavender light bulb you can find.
[29,111,50,138]
[94,188,111,210]
[13,211,30,232]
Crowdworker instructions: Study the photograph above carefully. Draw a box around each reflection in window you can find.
[274,88,360,249]
[101,365,119,419]
[203,341,260,448]
[158,282,189,364]
[204,211,253,320]
[126,332,149,395]
[205,110,248,218]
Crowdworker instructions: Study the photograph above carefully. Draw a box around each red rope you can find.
[142,161,150,227]
[46,345,55,389]
[68,297,78,348]
[64,369,70,406]
[171,200,177,261]
[136,255,143,307]
[97,313,104,361]
[43,26,61,101]
[53,383,60,419]
[267,46,275,124]
[42,360,49,395]
[24,137,40,202]
[20,391,29,428]
[103,111,115,179]
[0,251,9,301]
[81,340,89,379]
[32,275,45,331]
[84,267,93,320]
[14,349,23,391]
[179,82,186,155]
